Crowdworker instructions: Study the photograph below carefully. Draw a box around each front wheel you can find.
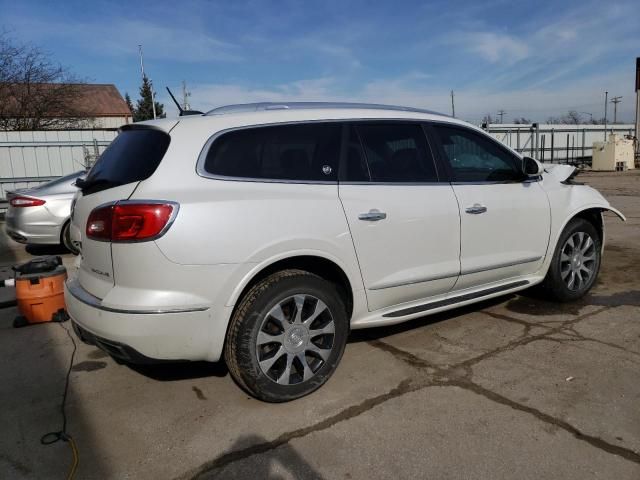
[540,218,601,302]
[224,270,349,402]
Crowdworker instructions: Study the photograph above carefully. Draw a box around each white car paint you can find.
[64,103,623,363]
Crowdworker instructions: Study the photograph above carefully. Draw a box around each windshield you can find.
[81,128,170,195]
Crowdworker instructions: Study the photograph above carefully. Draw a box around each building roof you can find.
[70,84,132,116]
[1,83,132,118]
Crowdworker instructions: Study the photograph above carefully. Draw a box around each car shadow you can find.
[126,360,229,381]
[193,434,325,479]
[25,244,72,256]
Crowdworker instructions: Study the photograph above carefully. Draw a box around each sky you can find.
[2,0,638,123]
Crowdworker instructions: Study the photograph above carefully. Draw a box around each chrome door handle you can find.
[465,204,487,214]
[358,210,387,221]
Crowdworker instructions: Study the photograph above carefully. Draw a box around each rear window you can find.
[203,123,341,182]
[81,128,170,195]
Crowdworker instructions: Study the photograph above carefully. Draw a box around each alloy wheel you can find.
[560,231,596,291]
[256,294,335,385]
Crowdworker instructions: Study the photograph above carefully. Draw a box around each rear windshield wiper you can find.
[75,177,122,194]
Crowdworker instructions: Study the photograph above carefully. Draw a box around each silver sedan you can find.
[5,171,85,254]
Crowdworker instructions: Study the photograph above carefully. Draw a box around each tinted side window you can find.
[204,123,341,181]
[432,125,524,182]
[342,126,370,182]
[83,129,170,194]
[356,123,437,182]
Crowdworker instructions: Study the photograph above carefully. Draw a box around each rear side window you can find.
[203,123,341,181]
[356,123,438,182]
[432,125,524,182]
[82,129,170,195]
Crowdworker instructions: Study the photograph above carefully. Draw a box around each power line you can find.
[497,109,507,124]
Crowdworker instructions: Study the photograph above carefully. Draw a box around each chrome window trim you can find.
[339,181,448,186]
[85,199,180,243]
[196,118,452,185]
[66,278,209,314]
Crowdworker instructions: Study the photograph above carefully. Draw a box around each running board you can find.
[382,280,530,318]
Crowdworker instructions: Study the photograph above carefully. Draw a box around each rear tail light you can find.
[10,195,46,207]
[86,202,177,242]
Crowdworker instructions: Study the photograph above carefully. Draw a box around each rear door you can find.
[428,123,550,291]
[71,126,173,298]
[338,122,461,311]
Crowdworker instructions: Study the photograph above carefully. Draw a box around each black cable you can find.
[40,322,77,445]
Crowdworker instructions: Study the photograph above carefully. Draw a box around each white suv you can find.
[65,102,624,402]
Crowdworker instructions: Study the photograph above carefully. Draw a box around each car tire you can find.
[224,269,349,402]
[61,221,79,255]
[540,218,601,302]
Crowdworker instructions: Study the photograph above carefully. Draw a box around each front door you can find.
[338,122,461,311]
[429,123,550,291]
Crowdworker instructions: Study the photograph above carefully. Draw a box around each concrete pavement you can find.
[1,170,638,479]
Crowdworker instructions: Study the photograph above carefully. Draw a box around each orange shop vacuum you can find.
[0,256,69,328]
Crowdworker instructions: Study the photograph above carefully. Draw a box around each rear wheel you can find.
[61,221,79,255]
[540,218,601,302]
[224,269,348,402]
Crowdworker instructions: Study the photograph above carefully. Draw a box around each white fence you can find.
[1,123,637,211]
[0,129,118,209]
[484,124,635,165]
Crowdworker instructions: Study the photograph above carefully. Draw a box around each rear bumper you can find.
[5,216,63,245]
[71,321,169,364]
[64,277,217,362]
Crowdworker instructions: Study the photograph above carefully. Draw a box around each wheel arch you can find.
[228,254,355,321]
[554,205,624,255]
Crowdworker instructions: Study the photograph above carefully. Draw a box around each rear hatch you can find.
[71,124,175,299]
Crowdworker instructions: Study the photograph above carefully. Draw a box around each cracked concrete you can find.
[1,170,639,479]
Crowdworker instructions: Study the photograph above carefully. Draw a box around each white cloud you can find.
[458,32,529,64]
[178,67,636,124]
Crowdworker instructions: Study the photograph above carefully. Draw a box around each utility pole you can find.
[635,57,640,166]
[181,81,191,111]
[603,91,608,141]
[450,90,455,118]
[610,96,622,124]
[497,109,506,124]
[138,44,157,120]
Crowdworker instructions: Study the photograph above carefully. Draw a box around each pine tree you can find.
[133,75,165,121]
[124,93,135,117]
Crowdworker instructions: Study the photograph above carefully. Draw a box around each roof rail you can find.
[206,101,446,117]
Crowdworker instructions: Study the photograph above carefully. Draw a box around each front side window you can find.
[432,125,524,182]
[356,123,438,182]
[203,123,341,181]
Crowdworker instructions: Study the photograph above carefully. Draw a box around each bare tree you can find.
[561,110,581,125]
[546,110,583,125]
[0,31,92,130]
[513,117,532,124]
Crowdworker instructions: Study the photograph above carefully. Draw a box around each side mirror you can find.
[522,156,542,176]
